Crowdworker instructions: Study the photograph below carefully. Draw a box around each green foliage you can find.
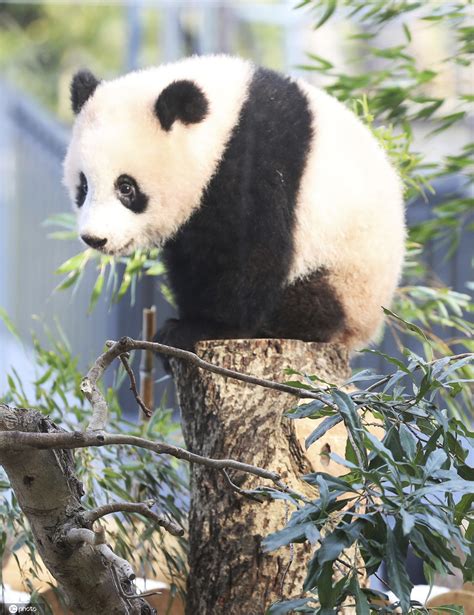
[380,293,473,418]
[45,213,170,310]
[0,326,188,600]
[0,3,163,117]
[263,318,473,613]
[0,3,124,114]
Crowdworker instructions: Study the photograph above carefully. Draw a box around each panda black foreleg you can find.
[155,317,243,351]
[153,317,248,371]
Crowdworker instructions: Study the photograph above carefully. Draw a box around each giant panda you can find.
[63,55,405,355]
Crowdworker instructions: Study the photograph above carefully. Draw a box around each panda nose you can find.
[81,234,108,249]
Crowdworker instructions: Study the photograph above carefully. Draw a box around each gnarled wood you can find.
[0,405,152,615]
[171,338,350,615]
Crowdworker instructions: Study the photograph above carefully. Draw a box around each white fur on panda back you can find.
[291,81,405,347]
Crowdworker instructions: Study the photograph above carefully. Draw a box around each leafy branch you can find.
[265,341,473,614]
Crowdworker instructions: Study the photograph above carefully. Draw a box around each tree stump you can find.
[171,338,350,615]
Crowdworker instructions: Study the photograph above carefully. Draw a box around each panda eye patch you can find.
[76,172,88,208]
[115,174,148,214]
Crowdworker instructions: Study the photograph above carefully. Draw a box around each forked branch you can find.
[82,501,184,536]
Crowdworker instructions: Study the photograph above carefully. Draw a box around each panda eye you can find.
[118,181,134,198]
[115,174,148,214]
[76,172,88,208]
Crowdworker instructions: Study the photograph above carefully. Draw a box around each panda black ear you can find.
[70,70,100,114]
[154,80,209,131]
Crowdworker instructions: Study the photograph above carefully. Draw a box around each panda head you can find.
[63,68,209,255]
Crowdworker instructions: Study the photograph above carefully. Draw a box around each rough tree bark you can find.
[0,405,153,615]
[172,338,350,615]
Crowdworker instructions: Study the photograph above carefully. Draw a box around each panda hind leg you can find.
[261,268,346,343]
[154,268,347,370]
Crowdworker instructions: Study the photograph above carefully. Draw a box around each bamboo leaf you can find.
[400,509,415,535]
[314,0,338,29]
[267,598,312,614]
[305,414,343,449]
[423,449,448,477]
[386,524,413,613]
[55,250,91,274]
[0,307,20,341]
[317,520,365,565]
[262,522,315,552]
[88,270,105,313]
[399,424,417,458]
[350,574,370,615]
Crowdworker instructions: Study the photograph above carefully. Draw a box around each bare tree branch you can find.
[97,544,136,581]
[119,354,153,418]
[113,336,332,401]
[65,527,105,546]
[110,566,162,601]
[0,417,282,485]
[82,501,184,536]
[83,335,343,432]
[83,337,135,430]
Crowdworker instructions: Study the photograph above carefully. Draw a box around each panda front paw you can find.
[154,318,196,351]
[153,318,197,373]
